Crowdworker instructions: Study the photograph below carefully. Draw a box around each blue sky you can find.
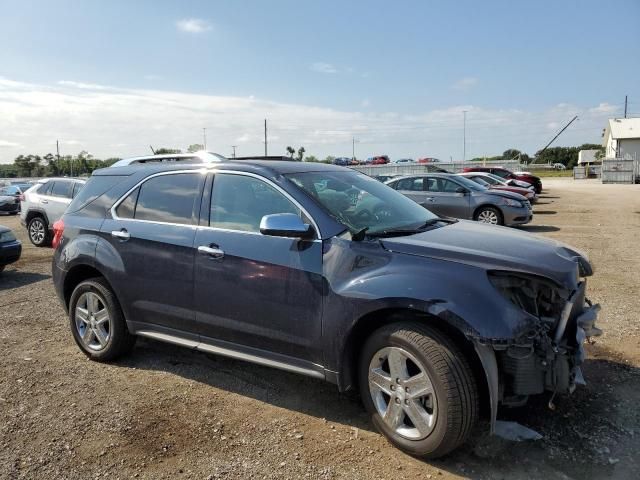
[1,0,639,162]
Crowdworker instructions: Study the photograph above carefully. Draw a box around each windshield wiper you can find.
[367,217,457,238]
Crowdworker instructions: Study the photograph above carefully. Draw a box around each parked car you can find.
[0,225,21,272]
[457,172,538,203]
[20,177,86,246]
[386,173,532,226]
[392,158,415,164]
[332,157,352,166]
[553,163,566,170]
[462,166,543,194]
[0,184,32,212]
[417,157,440,163]
[0,189,20,215]
[369,155,390,165]
[52,159,600,459]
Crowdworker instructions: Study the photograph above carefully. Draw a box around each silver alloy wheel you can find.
[477,209,499,224]
[75,292,111,351]
[368,346,437,440]
[29,219,46,244]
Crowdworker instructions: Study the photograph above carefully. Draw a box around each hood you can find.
[380,220,589,288]
[490,185,532,197]
[478,189,527,201]
[0,194,16,203]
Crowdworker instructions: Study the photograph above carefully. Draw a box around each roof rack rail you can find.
[233,156,300,162]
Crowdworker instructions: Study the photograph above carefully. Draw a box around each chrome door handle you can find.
[111,229,130,240]
[198,245,224,258]
[425,197,435,202]
[41,200,48,204]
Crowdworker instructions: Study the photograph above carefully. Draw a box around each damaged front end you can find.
[483,269,602,413]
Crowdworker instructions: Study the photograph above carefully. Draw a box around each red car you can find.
[417,157,440,163]
[458,173,538,203]
[462,166,542,194]
[369,155,390,165]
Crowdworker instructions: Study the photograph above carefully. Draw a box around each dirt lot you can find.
[1,178,639,480]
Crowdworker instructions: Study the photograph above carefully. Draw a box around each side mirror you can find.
[455,186,468,194]
[260,213,313,238]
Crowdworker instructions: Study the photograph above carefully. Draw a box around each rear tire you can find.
[474,206,503,226]
[27,216,51,247]
[69,277,136,361]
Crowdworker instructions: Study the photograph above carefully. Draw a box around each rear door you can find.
[393,177,433,207]
[99,171,205,336]
[42,180,75,223]
[425,177,472,219]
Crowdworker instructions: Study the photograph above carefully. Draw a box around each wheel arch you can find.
[26,209,50,227]
[473,203,503,222]
[63,264,111,310]
[339,307,491,421]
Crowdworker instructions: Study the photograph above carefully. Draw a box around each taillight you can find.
[52,219,64,249]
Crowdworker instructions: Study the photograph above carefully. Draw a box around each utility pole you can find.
[231,145,237,158]
[202,128,207,150]
[624,95,628,118]
[352,137,359,160]
[264,119,268,156]
[463,110,467,161]
[535,115,579,162]
[56,140,60,171]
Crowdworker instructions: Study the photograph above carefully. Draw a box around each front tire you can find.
[27,216,51,247]
[474,206,503,226]
[359,322,478,459]
[69,277,136,361]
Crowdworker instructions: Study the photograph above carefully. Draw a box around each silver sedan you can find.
[385,173,532,226]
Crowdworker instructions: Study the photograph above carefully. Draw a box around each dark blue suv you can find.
[52,160,601,458]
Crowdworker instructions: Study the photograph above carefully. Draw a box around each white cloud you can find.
[58,80,112,90]
[176,18,212,34]
[310,62,338,74]
[452,77,479,91]
[361,99,370,108]
[0,76,618,163]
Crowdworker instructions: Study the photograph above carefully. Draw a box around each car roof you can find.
[387,173,456,180]
[93,159,348,177]
[110,151,227,167]
[37,177,86,183]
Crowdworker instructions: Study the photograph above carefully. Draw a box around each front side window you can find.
[286,170,438,235]
[115,173,200,225]
[209,173,300,232]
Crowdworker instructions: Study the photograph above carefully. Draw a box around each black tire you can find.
[27,215,51,247]
[474,206,503,226]
[69,277,136,361]
[359,322,478,459]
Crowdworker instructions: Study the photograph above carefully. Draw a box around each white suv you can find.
[20,178,86,246]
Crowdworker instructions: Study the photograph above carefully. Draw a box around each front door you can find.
[193,172,324,365]
[424,177,472,219]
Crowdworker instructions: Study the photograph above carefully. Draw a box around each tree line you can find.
[471,144,605,168]
[0,151,121,178]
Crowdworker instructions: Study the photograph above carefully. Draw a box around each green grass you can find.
[532,169,574,178]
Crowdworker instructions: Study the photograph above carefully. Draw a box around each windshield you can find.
[465,176,490,187]
[285,170,439,235]
[485,173,508,185]
[453,175,486,192]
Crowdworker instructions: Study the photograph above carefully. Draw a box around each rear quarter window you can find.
[66,176,125,213]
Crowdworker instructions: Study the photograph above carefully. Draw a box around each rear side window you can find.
[67,176,123,213]
[40,181,54,196]
[51,180,73,198]
[117,173,201,225]
[396,177,425,191]
[71,182,84,198]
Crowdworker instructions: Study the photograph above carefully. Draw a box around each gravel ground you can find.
[1,178,639,480]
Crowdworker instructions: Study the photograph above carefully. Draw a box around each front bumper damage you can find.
[474,281,602,433]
